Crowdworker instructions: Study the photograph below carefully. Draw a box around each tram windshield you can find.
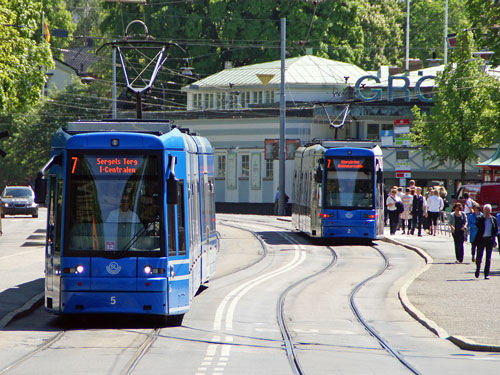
[65,153,162,255]
[324,156,374,209]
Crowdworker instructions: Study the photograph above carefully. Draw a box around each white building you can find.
[161,55,495,210]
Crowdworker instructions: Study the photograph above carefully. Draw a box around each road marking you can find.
[0,249,40,260]
[203,231,306,375]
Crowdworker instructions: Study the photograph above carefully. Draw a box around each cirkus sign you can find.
[354,75,435,103]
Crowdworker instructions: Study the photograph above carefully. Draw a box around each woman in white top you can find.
[386,188,401,235]
[400,187,413,235]
[427,189,444,236]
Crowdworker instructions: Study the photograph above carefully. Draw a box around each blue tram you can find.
[35,121,217,320]
[292,141,384,240]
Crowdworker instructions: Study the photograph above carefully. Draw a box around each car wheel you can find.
[32,214,38,218]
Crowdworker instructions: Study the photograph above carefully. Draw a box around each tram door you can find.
[45,176,63,311]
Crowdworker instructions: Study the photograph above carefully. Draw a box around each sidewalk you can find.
[384,227,500,351]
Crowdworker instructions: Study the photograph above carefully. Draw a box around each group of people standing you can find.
[450,195,500,280]
[386,180,447,237]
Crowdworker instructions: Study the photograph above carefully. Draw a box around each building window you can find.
[265,159,273,178]
[193,94,198,109]
[241,92,247,107]
[216,93,222,108]
[367,123,379,140]
[241,154,249,177]
[216,154,226,178]
[258,91,263,104]
[265,91,271,104]
[396,150,410,160]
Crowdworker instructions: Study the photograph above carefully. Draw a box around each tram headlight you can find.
[143,265,165,275]
[63,265,85,274]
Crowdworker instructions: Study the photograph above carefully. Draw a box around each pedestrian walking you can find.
[427,190,444,236]
[474,204,499,279]
[400,187,413,234]
[469,205,482,262]
[411,187,427,236]
[448,203,467,263]
[386,188,401,235]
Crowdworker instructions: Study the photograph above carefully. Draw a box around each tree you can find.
[0,81,111,187]
[466,0,500,66]
[406,0,470,63]
[0,0,53,112]
[410,31,500,185]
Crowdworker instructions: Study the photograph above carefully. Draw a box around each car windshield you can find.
[3,187,33,198]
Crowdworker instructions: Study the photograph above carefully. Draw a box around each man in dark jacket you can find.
[411,187,427,236]
[475,204,499,279]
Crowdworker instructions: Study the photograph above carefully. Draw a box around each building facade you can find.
[154,55,497,208]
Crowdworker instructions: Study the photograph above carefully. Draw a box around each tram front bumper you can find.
[60,291,168,315]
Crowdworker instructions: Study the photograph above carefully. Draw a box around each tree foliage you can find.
[465,0,500,66]
[411,31,500,184]
[406,0,469,63]
[0,81,111,187]
[0,0,53,112]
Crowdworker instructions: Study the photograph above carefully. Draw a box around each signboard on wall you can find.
[286,139,300,160]
[226,152,237,190]
[250,153,261,190]
[265,139,300,160]
[265,139,279,160]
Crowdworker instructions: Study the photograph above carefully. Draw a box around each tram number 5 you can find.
[110,296,117,305]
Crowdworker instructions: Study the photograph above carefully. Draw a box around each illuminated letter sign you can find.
[388,76,410,102]
[71,156,141,175]
[355,74,435,103]
[414,75,435,103]
[337,159,364,169]
[355,75,382,102]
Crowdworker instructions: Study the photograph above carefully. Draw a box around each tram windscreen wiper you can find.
[110,225,147,259]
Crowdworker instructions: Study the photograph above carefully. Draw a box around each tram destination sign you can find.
[70,156,141,175]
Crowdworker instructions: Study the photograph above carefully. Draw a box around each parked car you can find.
[0,186,38,218]
[452,182,500,215]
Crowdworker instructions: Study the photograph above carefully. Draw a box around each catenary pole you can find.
[444,0,448,65]
[112,41,117,118]
[405,0,410,73]
[279,18,286,216]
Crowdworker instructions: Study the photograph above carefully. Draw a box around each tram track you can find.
[221,215,420,374]
[349,245,421,375]
[0,331,66,375]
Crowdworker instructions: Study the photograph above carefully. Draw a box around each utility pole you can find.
[112,41,117,118]
[444,0,448,65]
[405,0,410,73]
[279,18,286,216]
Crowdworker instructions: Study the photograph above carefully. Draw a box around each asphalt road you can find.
[1,213,500,374]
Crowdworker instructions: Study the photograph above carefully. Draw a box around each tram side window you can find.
[167,203,177,256]
[177,180,186,255]
[54,179,63,255]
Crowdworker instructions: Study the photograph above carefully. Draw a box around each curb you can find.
[0,291,44,329]
[382,236,500,352]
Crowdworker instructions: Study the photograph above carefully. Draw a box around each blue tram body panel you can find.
[292,141,384,240]
[39,121,217,319]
